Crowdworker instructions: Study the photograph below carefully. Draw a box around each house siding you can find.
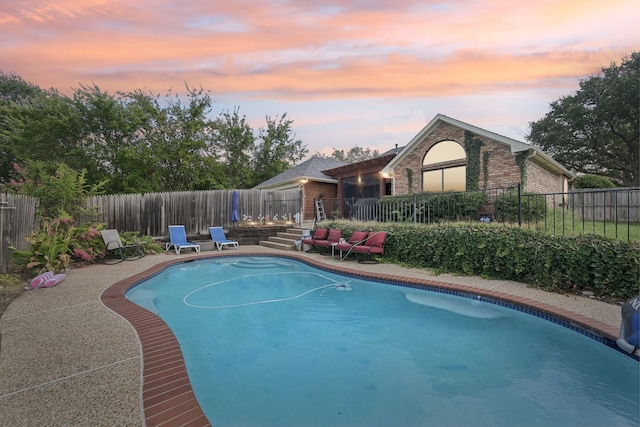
[303,181,337,220]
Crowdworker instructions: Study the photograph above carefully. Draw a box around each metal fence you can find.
[3,186,637,272]
[318,186,640,241]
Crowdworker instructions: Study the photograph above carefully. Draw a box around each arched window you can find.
[422,140,466,192]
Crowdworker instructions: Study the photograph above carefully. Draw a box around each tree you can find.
[0,72,306,193]
[322,145,380,163]
[251,113,307,187]
[527,52,639,187]
[212,107,255,189]
[72,84,145,193]
[126,86,224,192]
[0,75,87,184]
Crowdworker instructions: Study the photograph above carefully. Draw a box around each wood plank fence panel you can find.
[81,189,301,237]
[570,188,640,222]
[0,194,38,273]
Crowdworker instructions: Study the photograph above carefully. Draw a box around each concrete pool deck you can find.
[0,245,625,426]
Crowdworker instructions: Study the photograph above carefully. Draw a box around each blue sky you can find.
[1,0,637,158]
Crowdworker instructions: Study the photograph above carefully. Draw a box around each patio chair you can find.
[351,231,387,263]
[100,229,145,264]
[302,228,328,251]
[310,228,343,255]
[335,230,369,259]
[166,225,201,255]
[209,227,239,251]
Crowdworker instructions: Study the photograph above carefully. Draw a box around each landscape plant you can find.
[10,214,75,273]
[323,220,640,301]
[493,190,545,223]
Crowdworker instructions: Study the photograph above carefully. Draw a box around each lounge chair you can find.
[100,229,145,264]
[302,228,328,250]
[351,231,387,263]
[335,230,369,259]
[166,225,201,255]
[310,228,343,255]
[209,227,239,251]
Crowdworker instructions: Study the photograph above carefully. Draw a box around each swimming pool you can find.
[126,256,639,427]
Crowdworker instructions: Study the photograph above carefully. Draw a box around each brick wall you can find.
[393,122,523,193]
[525,160,561,194]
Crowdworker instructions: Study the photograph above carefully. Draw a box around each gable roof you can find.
[380,114,574,177]
[254,156,348,189]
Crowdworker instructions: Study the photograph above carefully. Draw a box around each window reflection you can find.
[422,141,467,192]
[423,141,466,165]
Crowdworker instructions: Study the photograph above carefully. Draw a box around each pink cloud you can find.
[1,0,637,156]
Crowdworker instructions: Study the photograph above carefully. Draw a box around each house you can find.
[255,114,575,221]
[254,156,347,222]
[380,114,574,196]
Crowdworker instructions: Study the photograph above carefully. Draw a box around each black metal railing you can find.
[318,186,640,242]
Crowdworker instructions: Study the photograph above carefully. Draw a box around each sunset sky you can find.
[1,0,638,157]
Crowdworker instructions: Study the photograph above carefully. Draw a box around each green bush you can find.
[378,191,487,223]
[494,191,545,223]
[10,215,74,273]
[2,160,106,220]
[69,223,107,263]
[324,220,640,300]
[574,174,617,189]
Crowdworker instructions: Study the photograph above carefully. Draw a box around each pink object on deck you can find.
[30,271,54,289]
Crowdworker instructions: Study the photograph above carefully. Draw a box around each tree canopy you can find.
[0,73,308,194]
[527,52,639,187]
[318,145,381,163]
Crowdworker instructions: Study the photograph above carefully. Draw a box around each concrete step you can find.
[269,236,297,245]
[278,231,304,240]
[259,240,296,251]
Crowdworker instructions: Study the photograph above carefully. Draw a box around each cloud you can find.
[1,0,638,154]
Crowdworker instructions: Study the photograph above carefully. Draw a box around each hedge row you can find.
[323,220,640,300]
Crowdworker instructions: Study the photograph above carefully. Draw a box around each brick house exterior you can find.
[380,114,573,196]
[256,114,574,220]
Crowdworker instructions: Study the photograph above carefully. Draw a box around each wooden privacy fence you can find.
[81,189,302,237]
[0,194,38,273]
[569,188,640,222]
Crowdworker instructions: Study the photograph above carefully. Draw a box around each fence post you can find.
[0,199,17,274]
[413,193,417,224]
[517,183,522,227]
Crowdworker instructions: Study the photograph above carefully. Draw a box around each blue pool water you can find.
[126,256,639,427]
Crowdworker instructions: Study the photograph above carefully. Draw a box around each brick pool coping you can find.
[100,251,621,426]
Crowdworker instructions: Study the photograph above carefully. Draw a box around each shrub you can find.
[324,220,640,300]
[378,191,487,223]
[10,214,75,273]
[69,223,106,264]
[574,174,617,189]
[494,191,545,223]
[2,161,105,219]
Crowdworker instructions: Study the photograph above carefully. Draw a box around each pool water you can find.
[126,256,639,427]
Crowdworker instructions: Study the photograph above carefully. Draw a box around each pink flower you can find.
[73,248,91,262]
